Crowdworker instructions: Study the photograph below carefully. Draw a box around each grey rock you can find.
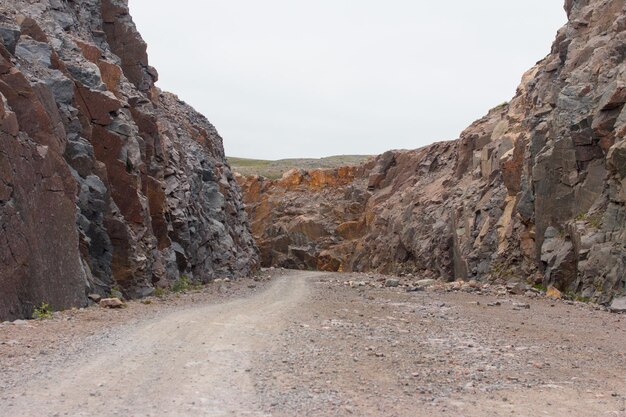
[65,136,94,178]
[65,62,103,89]
[87,293,102,303]
[384,278,400,288]
[44,71,75,105]
[610,297,626,313]
[15,39,52,67]
[0,25,21,54]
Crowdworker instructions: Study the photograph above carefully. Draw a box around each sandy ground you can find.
[1,270,625,416]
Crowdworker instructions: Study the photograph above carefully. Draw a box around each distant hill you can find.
[227,155,372,179]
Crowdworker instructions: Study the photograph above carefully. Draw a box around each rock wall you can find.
[239,0,626,304]
[0,0,259,320]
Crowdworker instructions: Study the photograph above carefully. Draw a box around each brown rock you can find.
[99,298,125,308]
[0,0,259,319]
[238,0,625,301]
[546,286,562,300]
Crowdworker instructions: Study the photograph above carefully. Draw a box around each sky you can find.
[129,1,567,160]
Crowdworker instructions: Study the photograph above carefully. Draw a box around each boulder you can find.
[546,286,562,299]
[610,297,626,313]
[99,298,125,309]
[384,278,400,288]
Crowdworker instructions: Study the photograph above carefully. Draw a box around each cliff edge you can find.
[239,0,626,304]
[0,0,259,320]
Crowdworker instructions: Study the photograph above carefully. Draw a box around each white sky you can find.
[129,1,566,160]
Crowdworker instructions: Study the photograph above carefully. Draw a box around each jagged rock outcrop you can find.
[237,166,371,269]
[239,0,626,304]
[0,0,258,320]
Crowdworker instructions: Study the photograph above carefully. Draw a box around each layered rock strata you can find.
[240,0,626,304]
[0,0,258,320]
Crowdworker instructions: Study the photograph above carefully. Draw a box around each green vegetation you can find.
[108,285,123,299]
[170,275,203,293]
[227,157,272,168]
[171,275,191,293]
[32,302,53,320]
[154,287,167,298]
[227,155,372,179]
[588,214,603,229]
[532,283,547,292]
[563,290,591,303]
[575,212,603,229]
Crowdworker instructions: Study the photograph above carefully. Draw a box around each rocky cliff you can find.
[239,0,626,304]
[0,0,259,320]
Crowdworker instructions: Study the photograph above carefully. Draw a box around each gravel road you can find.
[1,271,625,416]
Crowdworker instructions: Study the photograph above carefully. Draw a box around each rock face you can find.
[0,0,258,320]
[240,0,626,304]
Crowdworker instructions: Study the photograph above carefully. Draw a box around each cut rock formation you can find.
[239,0,626,304]
[0,0,258,320]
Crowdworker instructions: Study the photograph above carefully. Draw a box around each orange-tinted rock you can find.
[239,0,625,303]
[73,38,102,63]
[0,59,86,319]
[91,125,145,224]
[336,221,366,240]
[98,60,123,97]
[101,0,156,92]
[75,84,122,125]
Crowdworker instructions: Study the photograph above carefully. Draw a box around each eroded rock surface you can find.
[0,0,258,320]
[239,0,626,304]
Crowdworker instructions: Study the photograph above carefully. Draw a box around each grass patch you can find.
[108,285,123,299]
[170,275,203,293]
[227,155,372,179]
[588,214,603,229]
[171,275,191,293]
[227,157,272,168]
[575,212,603,229]
[32,302,53,320]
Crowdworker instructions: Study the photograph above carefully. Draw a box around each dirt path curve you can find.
[2,271,313,417]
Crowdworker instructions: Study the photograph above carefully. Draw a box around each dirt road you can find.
[1,271,625,416]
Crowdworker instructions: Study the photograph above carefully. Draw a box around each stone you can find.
[415,279,436,287]
[43,71,75,105]
[384,279,400,288]
[507,282,525,295]
[15,38,52,67]
[0,25,21,55]
[99,298,124,309]
[598,81,626,111]
[87,294,102,303]
[546,286,562,299]
[607,140,626,179]
[609,297,626,313]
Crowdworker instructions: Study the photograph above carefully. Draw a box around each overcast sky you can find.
[129,1,566,160]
